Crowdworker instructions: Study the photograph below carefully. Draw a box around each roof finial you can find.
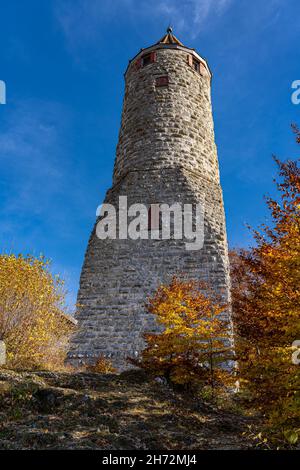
[156,27,184,46]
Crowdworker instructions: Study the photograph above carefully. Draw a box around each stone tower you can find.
[68,29,232,370]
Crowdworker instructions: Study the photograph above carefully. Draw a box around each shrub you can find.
[0,254,74,370]
[87,355,116,374]
[130,277,234,391]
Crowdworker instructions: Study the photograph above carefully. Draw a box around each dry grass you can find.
[0,368,256,450]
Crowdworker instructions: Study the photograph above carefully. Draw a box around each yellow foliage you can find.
[0,254,74,370]
[131,277,234,390]
[87,355,116,374]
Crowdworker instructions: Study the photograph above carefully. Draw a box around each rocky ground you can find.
[0,369,256,450]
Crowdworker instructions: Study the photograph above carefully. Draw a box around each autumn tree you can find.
[231,128,300,445]
[0,254,74,370]
[131,277,234,390]
[87,355,116,374]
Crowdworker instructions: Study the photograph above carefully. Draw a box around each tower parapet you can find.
[114,29,217,185]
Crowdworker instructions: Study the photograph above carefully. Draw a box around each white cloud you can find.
[160,0,233,38]
[0,98,89,252]
[55,0,234,56]
[0,100,83,309]
[0,100,69,217]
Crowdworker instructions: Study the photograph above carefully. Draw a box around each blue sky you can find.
[0,0,299,309]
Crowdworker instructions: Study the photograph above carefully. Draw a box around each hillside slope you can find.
[0,369,254,450]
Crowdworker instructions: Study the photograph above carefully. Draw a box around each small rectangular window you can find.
[148,205,161,231]
[142,52,156,67]
[155,76,169,87]
[193,58,200,73]
[142,53,152,67]
[135,58,142,70]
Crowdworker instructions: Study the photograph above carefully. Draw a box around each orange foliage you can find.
[231,130,300,444]
[87,355,116,374]
[131,277,234,389]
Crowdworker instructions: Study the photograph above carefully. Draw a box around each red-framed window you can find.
[135,51,156,70]
[155,76,169,87]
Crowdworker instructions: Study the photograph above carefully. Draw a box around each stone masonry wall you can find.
[113,48,218,184]
[68,44,231,370]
